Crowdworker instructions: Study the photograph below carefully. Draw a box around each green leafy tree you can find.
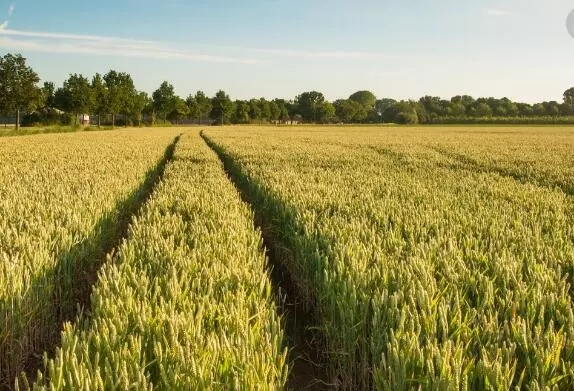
[396,110,418,124]
[91,73,108,128]
[316,101,336,123]
[270,99,290,123]
[349,90,377,111]
[269,101,281,122]
[36,81,61,125]
[185,94,200,123]
[41,82,55,109]
[353,102,368,122]
[143,97,155,124]
[259,98,271,122]
[273,99,290,122]
[104,70,135,127]
[152,81,176,124]
[544,101,560,117]
[419,96,449,120]
[517,103,534,117]
[195,91,212,123]
[168,96,189,124]
[375,99,396,114]
[210,90,233,125]
[55,73,94,125]
[382,100,419,124]
[472,102,493,118]
[295,91,325,122]
[0,53,42,130]
[451,95,476,114]
[563,87,574,114]
[232,100,250,124]
[503,100,519,117]
[334,99,360,123]
[396,101,420,124]
[449,102,466,117]
[371,98,396,123]
[559,102,571,116]
[532,103,547,116]
[249,99,262,123]
[490,98,512,117]
[413,102,430,123]
[131,91,150,126]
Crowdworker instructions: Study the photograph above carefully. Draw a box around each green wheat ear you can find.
[5,125,574,391]
[24,130,286,390]
[203,125,574,390]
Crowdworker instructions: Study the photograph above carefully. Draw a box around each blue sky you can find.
[0,0,573,103]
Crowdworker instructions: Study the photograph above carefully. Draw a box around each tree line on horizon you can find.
[2,52,574,129]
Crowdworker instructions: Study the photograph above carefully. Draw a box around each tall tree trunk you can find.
[112,114,115,128]
[16,109,20,131]
[98,114,101,128]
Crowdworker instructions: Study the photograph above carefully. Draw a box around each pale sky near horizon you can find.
[0,1,573,103]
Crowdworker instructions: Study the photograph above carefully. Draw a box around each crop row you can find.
[367,126,574,195]
[204,127,574,390]
[24,132,287,390]
[0,129,181,389]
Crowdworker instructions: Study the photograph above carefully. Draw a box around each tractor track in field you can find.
[430,145,574,197]
[17,135,181,389]
[200,131,334,391]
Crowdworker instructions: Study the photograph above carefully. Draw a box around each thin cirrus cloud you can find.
[0,27,391,64]
[486,8,512,17]
[0,29,262,64]
[0,3,13,29]
[249,47,395,59]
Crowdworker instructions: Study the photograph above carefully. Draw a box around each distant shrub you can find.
[429,116,574,125]
[396,110,419,125]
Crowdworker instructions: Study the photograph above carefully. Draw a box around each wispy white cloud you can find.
[487,8,512,17]
[0,28,395,64]
[249,48,395,60]
[0,28,158,44]
[1,4,14,30]
[0,29,262,64]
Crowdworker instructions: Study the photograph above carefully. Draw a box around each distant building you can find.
[79,114,90,126]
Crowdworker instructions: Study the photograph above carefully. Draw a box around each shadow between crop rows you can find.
[2,135,182,390]
[200,131,337,391]
[430,145,574,197]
